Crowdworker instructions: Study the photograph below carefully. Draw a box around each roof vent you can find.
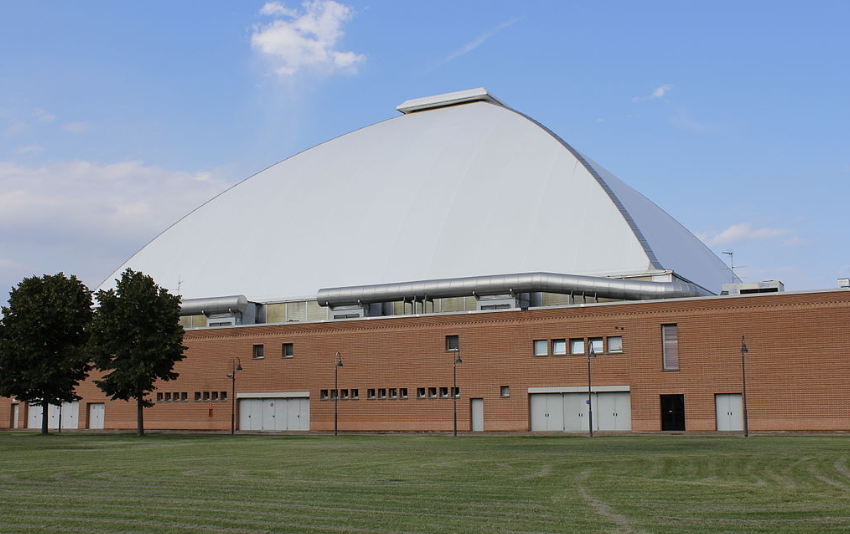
[397,88,505,114]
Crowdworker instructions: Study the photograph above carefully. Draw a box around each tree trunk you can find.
[41,402,48,435]
[137,396,145,436]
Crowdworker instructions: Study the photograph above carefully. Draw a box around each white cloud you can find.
[699,223,792,246]
[33,108,56,123]
[14,144,44,155]
[260,2,297,16]
[0,159,232,294]
[632,84,673,102]
[62,121,91,133]
[3,118,31,138]
[251,0,365,76]
[443,18,521,64]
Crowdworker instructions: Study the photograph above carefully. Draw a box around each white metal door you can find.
[715,394,743,431]
[12,404,19,429]
[88,403,105,430]
[27,403,41,428]
[596,393,631,431]
[61,401,79,430]
[238,399,262,430]
[471,398,484,432]
[531,394,564,431]
[530,394,548,430]
[564,393,590,431]
[286,399,309,430]
[262,401,276,430]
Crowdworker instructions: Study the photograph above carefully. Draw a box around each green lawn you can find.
[1,433,849,533]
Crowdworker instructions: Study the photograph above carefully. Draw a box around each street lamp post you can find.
[453,350,462,437]
[227,357,243,435]
[334,352,343,436]
[741,336,749,438]
[587,342,597,438]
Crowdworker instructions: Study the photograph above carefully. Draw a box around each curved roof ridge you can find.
[505,107,664,271]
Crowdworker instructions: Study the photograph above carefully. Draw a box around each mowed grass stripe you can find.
[3,434,850,533]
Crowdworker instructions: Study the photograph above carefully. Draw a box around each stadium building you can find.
[2,89,848,433]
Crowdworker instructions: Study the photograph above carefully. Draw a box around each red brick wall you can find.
[2,290,848,432]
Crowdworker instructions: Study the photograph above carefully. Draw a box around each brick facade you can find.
[2,289,849,432]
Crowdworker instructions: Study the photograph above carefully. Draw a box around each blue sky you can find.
[1,0,848,301]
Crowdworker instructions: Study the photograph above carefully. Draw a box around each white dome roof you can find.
[99,89,736,300]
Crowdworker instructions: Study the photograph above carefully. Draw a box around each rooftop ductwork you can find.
[317,272,708,308]
[180,295,249,317]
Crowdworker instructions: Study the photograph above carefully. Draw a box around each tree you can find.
[0,273,93,435]
[88,269,186,436]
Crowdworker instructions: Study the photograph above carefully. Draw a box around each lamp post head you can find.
[336,360,343,368]
[236,363,243,371]
[455,355,462,364]
[589,345,596,358]
[741,335,749,354]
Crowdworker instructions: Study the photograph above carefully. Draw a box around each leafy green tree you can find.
[89,269,186,436]
[0,273,93,435]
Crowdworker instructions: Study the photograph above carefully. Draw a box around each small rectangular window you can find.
[570,338,585,354]
[400,387,408,399]
[607,336,623,353]
[378,388,387,399]
[501,386,510,397]
[662,324,679,370]
[440,387,449,398]
[164,392,172,402]
[351,388,359,399]
[194,392,201,402]
[211,391,219,401]
[417,387,426,399]
[389,388,398,399]
[218,391,226,402]
[331,389,338,400]
[452,386,460,398]
[552,339,567,355]
[156,392,163,402]
[320,389,329,400]
[589,337,603,355]
[202,391,210,401]
[282,343,294,358]
[367,388,376,399]
[340,389,348,400]
[446,335,460,351]
[428,387,437,398]
[253,344,265,359]
[533,339,549,356]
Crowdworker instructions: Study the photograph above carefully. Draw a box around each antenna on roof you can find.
[722,252,746,277]
[177,276,183,296]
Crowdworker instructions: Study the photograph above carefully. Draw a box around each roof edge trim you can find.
[397,88,506,114]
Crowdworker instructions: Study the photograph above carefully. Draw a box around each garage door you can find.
[27,401,79,430]
[530,392,630,431]
[238,398,309,431]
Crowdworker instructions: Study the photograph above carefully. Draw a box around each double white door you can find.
[239,398,310,431]
[531,392,631,431]
[715,394,743,431]
[27,401,79,429]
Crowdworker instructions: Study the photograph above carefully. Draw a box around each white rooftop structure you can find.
[99,89,738,302]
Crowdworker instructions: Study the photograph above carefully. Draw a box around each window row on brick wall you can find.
[156,392,189,402]
[252,343,295,359]
[533,336,623,357]
[156,391,229,403]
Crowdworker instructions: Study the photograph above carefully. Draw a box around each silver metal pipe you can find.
[180,295,249,316]
[317,272,708,307]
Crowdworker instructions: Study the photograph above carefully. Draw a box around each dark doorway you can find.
[660,394,686,431]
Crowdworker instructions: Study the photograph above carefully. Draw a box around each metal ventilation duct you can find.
[180,295,249,317]
[317,272,707,307]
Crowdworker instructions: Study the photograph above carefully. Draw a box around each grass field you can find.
[1,433,850,533]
